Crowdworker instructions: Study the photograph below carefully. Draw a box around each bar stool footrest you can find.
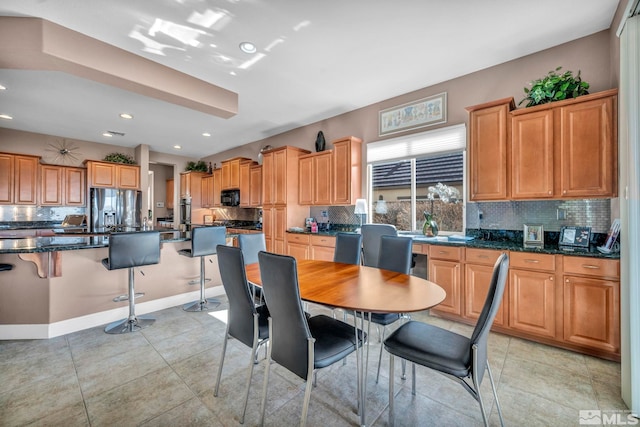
[182,298,220,312]
[187,278,212,286]
[104,316,155,334]
[112,292,145,302]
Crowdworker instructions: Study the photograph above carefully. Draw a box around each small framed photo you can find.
[523,224,544,247]
[560,226,591,248]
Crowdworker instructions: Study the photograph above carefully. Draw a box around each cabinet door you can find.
[428,259,462,316]
[239,162,251,207]
[0,154,13,203]
[467,99,513,201]
[213,169,222,207]
[14,155,38,204]
[201,176,212,207]
[311,246,335,261]
[511,109,554,199]
[65,167,86,206]
[166,179,174,209]
[180,173,190,197]
[298,156,313,205]
[249,165,262,207]
[230,159,241,189]
[263,208,274,251]
[189,173,203,208]
[313,153,332,205]
[221,161,231,190]
[559,95,616,197]
[274,206,286,243]
[273,150,287,205]
[287,242,310,261]
[464,263,507,327]
[90,162,117,187]
[262,152,274,205]
[509,269,557,338]
[332,137,362,205]
[118,165,140,189]
[40,165,63,205]
[563,275,620,354]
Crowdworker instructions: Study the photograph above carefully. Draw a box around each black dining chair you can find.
[361,223,397,267]
[384,252,509,427]
[214,245,269,424]
[257,251,366,427]
[333,232,363,265]
[238,232,266,303]
[368,235,413,383]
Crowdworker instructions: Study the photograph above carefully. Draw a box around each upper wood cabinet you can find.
[221,157,252,190]
[249,164,262,207]
[201,175,214,208]
[332,136,362,205]
[466,98,514,201]
[86,160,140,190]
[180,171,205,207]
[0,153,38,205]
[212,168,222,207]
[262,146,310,206]
[166,179,174,210]
[40,165,85,206]
[239,160,258,207]
[298,151,332,205]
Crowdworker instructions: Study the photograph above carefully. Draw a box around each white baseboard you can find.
[0,287,226,340]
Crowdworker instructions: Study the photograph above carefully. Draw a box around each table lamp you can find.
[354,198,368,227]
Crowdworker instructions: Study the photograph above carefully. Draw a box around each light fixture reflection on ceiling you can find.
[173,145,182,150]
[239,41,257,54]
[0,114,13,120]
[119,113,134,119]
[102,132,113,137]
[202,132,211,137]
[239,53,266,70]
[0,84,6,90]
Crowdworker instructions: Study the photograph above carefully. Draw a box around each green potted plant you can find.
[185,160,208,172]
[103,152,136,164]
[519,66,590,107]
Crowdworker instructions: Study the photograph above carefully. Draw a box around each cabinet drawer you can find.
[412,243,428,255]
[510,252,556,272]
[428,245,463,261]
[465,248,501,265]
[563,256,619,279]
[310,235,335,248]
[287,233,310,245]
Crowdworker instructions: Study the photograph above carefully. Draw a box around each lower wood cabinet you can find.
[428,246,463,317]
[286,233,310,260]
[310,235,336,261]
[464,248,507,327]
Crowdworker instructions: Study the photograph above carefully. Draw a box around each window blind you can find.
[366,123,466,164]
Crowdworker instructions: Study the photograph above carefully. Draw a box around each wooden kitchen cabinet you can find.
[0,153,39,205]
[239,160,257,207]
[40,165,85,206]
[200,175,213,208]
[466,98,514,201]
[86,160,140,190]
[464,248,507,327]
[508,252,559,339]
[212,168,222,207]
[166,179,174,209]
[563,256,620,356]
[179,171,205,207]
[511,109,554,199]
[310,234,336,261]
[428,245,464,317]
[286,233,310,261]
[221,157,252,190]
[332,136,362,205]
[0,153,13,203]
[249,165,262,207]
[263,206,287,253]
[299,151,332,205]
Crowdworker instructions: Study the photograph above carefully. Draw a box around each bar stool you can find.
[102,231,161,334]
[179,226,226,312]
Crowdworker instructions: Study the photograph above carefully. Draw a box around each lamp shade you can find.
[354,199,368,215]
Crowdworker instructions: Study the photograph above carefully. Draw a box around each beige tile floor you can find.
[0,297,627,426]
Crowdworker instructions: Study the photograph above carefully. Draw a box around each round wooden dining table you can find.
[245,258,446,427]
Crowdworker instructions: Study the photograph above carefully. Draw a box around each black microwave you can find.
[221,189,240,206]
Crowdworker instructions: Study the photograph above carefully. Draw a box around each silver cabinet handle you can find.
[582,265,600,269]
[524,259,540,263]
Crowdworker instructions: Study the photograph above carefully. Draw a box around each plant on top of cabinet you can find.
[185,160,208,172]
[103,152,136,164]
[519,67,590,107]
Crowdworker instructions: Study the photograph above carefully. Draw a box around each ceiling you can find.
[0,0,621,159]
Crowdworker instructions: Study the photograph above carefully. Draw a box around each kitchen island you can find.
[0,230,230,340]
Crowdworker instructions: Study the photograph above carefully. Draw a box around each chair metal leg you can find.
[411,363,416,396]
[301,338,315,427]
[375,325,387,383]
[259,320,274,427]
[472,346,491,427]
[183,256,220,312]
[389,354,395,427]
[105,267,154,334]
[213,329,229,397]
[240,317,261,424]
[487,361,505,427]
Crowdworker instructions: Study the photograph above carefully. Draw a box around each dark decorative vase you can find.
[422,211,439,237]
[315,131,326,152]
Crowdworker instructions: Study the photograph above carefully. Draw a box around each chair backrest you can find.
[191,226,227,257]
[377,235,413,274]
[333,232,363,265]
[361,223,397,267]
[106,231,160,270]
[258,251,311,379]
[470,252,509,381]
[238,233,266,265]
[216,245,259,348]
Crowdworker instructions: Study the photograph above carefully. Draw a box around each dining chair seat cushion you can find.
[384,320,471,378]
[254,304,270,340]
[355,311,400,326]
[307,314,367,370]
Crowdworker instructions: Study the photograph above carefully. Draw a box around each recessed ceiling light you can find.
[239,41,256,54]
[230,71,237,76]
[119,113,134,119]
[173,145,182,150]
[202,132,211,137]
[0,114,13,120]
[0,84,6,91]
[102,132,113,137]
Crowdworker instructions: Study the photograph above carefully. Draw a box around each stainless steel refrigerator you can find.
[90,187,142,232]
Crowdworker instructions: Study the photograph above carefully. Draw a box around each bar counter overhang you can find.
[0,232,226,340]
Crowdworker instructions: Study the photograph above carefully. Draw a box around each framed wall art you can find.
[379,92,447,136]
[559,226,591,249]
[523,224,544,247]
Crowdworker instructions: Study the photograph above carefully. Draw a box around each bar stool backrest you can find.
[192,226,227,257]
[238,233,266,265]
[104,231,160,270]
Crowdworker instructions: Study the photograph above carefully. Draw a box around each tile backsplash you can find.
[0,205,87,223]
